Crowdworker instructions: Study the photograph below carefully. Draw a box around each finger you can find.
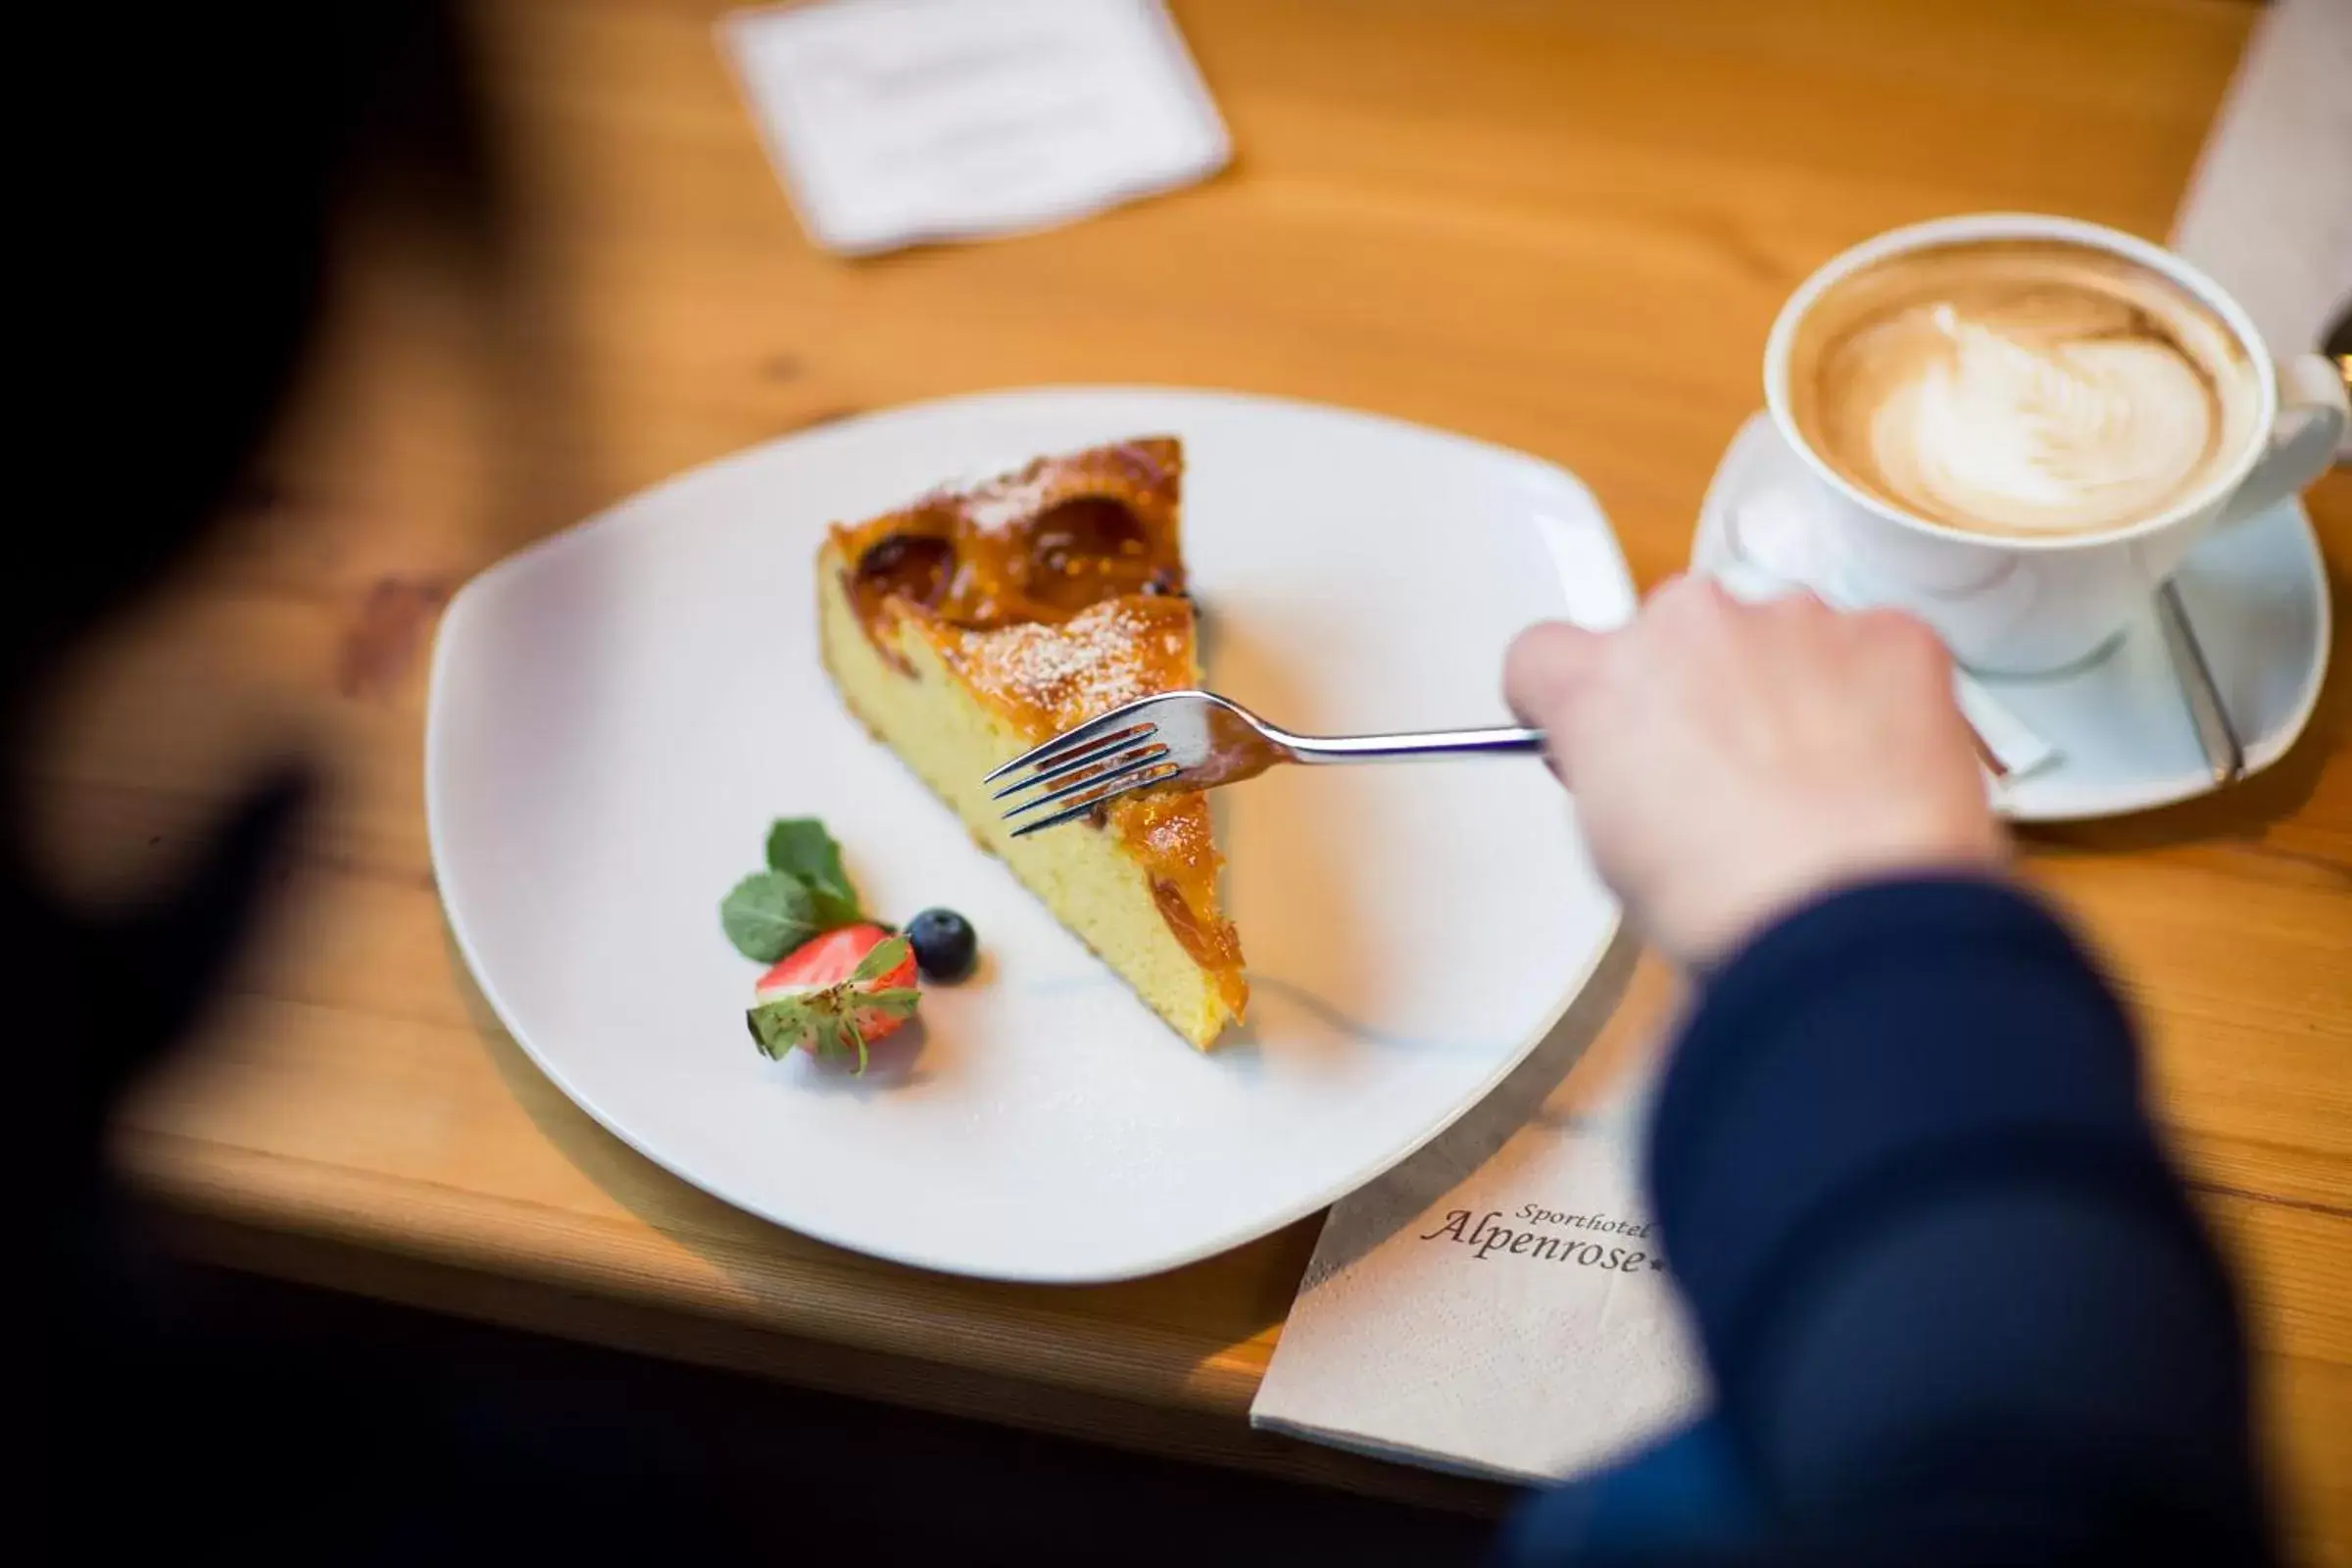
[1504,620,1605,723]
[1842,610,1952,709]
[1855,606,1949,669]
[1642,570,1690,605]
[1645,573,1745,637]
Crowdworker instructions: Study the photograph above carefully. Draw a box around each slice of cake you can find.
[814,437,1246,1048]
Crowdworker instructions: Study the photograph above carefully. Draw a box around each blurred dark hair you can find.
[26,0,500,1118]
[20,2,493,715]
[34,5,496,1546]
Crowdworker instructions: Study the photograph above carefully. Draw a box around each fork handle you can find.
[1288,724,1546,763]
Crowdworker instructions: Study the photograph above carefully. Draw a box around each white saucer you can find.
[1691,415,2331,823]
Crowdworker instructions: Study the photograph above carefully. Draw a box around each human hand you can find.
[1504,577,2006,970]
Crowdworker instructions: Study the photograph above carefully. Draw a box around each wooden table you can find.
[48,0,2347,1556]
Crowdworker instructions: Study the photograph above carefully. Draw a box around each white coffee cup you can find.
[1763,213,2348,674]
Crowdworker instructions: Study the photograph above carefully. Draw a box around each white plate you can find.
[1692,415,2330,822]
[427,387,1633,1282]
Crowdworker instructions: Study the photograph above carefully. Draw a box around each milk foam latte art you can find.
[1786,241,2262,539]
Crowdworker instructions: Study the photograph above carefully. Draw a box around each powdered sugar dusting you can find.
[961,468,1056,532]
[1129,794,1210,863]
[951,597,1193,734]
[914,438,1175,536]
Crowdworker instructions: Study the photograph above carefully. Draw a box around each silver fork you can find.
[986,690,1544,837]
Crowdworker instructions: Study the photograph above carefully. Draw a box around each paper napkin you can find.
[1251,943,1709,1483]
[721,0,1231,256]
[2169,0,2352,370]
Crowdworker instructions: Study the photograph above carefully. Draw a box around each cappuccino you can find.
[1785,240,2260,539]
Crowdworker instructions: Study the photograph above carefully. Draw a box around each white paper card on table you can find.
[1251,949,1709,1484]
[721,0,1231,256]
[2168,0,2351,370]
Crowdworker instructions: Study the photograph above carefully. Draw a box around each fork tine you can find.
[981,700,1168,785]
[991,733,1164,800]
[982,720,1152,788]
[1001,747,1174,820]
[1006,763,1185,838]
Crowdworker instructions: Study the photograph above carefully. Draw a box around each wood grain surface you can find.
[40,0,2348,1557]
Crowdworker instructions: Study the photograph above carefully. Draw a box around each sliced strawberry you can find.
[747,924,919,1074]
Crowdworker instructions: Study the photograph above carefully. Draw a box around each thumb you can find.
[1503,620,1606,777]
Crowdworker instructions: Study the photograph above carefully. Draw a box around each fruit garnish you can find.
[720,870,816,963]
[906,907,978,982]
[764,817,861,929]
[719,817,867,961]
[747,925,919,1074]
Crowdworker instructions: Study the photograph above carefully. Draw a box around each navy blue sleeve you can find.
[1505,877,2275,1566]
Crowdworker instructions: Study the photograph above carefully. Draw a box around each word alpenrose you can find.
[1417,1208,1665,1271]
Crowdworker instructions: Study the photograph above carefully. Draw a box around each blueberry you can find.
[906,907,977,982]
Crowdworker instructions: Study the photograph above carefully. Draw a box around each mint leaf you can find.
[808,888,861,929]
[764,818,841,880]
[766,818,861,928]
[721,870,817,963]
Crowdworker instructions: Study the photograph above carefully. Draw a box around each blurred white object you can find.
[722,0,1229,256]
[2170,0,2351,457]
